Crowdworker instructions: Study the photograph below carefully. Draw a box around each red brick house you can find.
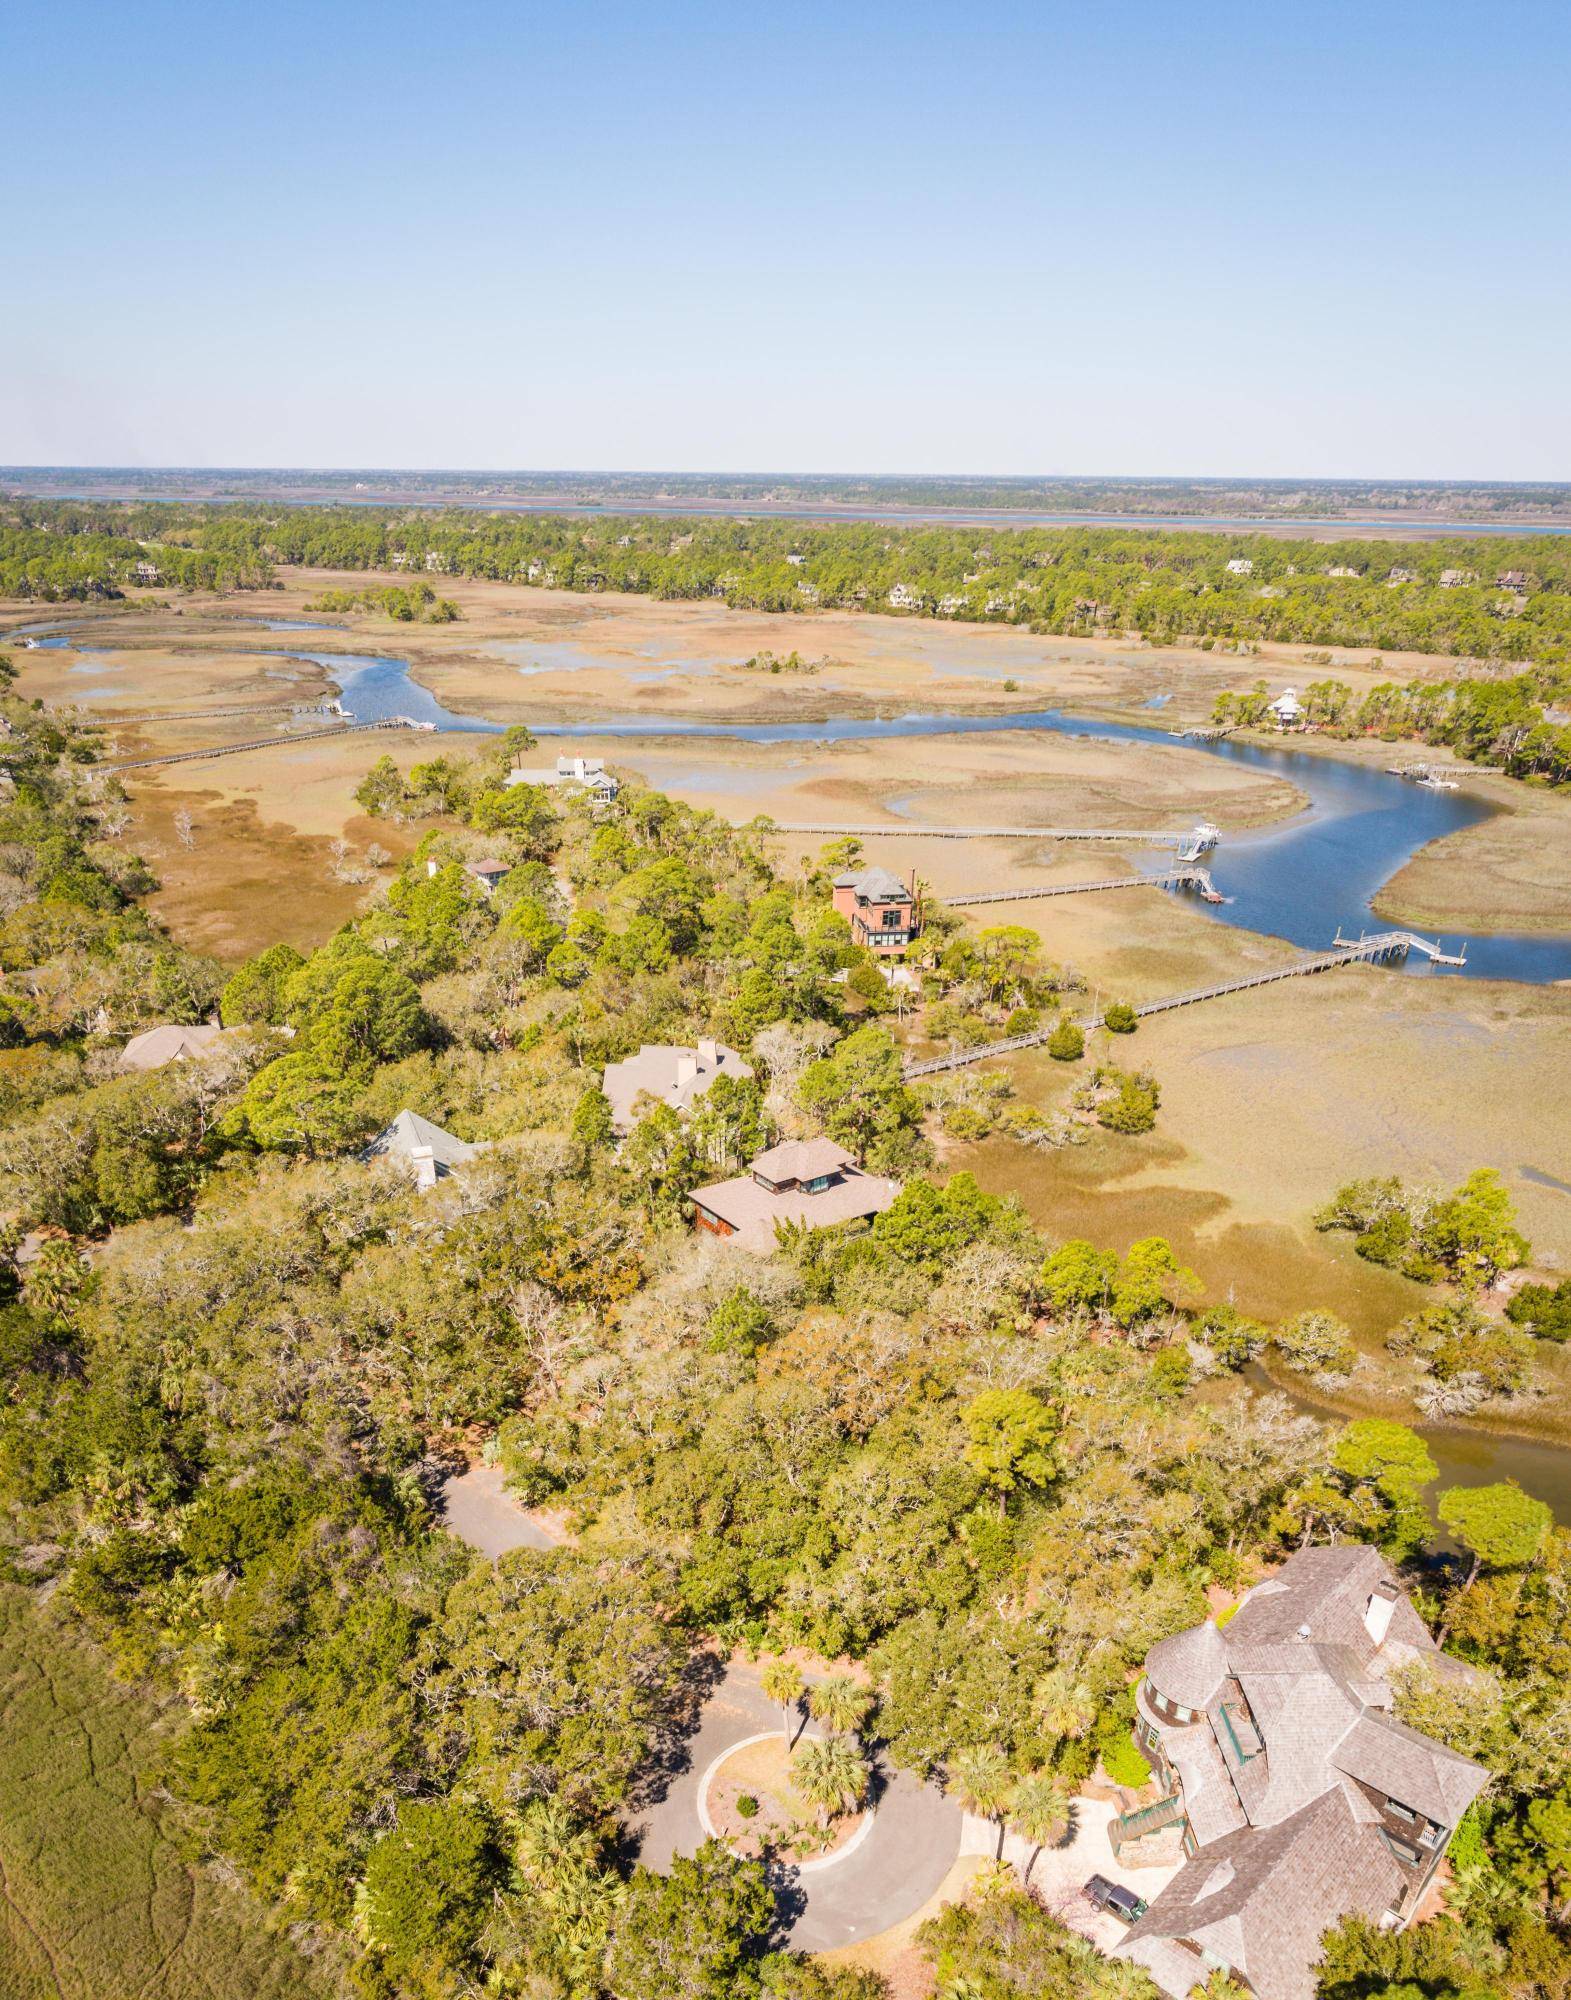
[831,866,921,955]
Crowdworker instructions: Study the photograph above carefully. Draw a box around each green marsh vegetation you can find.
[0,674,1567,1995]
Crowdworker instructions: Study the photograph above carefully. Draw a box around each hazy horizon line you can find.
[6,465,1571,492]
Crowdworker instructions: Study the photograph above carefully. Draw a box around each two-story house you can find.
[690,1138,899,1250]
[1113,1544,1488,2000]
[831,866,922,955]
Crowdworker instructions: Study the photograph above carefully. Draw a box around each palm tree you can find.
[792,1735,867,1830]
[1008,1771,1071,1886]
[946,1744,1012,1859]
[807,1674,872,1740]
[759,1656,805,1745]
[1034,1668,1096,1743]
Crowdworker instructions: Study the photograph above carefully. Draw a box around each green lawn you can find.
[0,1585,339,2000]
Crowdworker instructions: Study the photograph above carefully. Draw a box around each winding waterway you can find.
[317,643,1571,1516]
[313,649,1571,986]
[13,624,1571,1514]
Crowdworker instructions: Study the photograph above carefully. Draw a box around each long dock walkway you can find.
[950,865,1223,905]
[766,820,1221,856]
[86,701,339,726]
[100,715,424,773]
[903,930,1466,1077]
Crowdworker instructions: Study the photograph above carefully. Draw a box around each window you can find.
[1386,1801,1417,1824]
[1381,1830,1424,1868]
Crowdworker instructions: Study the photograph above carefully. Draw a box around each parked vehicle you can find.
[1083,1875,1149,1924]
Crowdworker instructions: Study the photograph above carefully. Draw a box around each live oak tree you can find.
[359,1796,503,1990]
[963,1389,1059,1514]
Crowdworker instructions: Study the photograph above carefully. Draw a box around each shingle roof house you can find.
[601,1039,751,1134]
[118,1023,227,1071]
[1115,1544,1488,2000]
[691,1138,900,1250]
[831,867,922,955]
[361,1109,478,1190]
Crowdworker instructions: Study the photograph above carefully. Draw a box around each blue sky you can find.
[5,0,1569,478]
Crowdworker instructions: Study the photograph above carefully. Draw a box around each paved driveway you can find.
[438,1463,562,1556]
[991,1793,1183,1954]
[630,1661,962,1952]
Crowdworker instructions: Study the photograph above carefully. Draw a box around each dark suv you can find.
[1083,1875,1149,1924]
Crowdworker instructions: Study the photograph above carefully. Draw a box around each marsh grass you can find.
[0,1585,341,2000]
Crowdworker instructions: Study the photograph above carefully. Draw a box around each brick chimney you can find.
[697,1037,719,1069]
[675,1053,698,1088]
[410,1144,438,1191]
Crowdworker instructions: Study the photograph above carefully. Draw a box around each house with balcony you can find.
[690,1138,899,1250]
[1111,1545,1488,2000]
[831,866,921,955]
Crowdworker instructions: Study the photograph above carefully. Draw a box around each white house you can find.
[887,583,921,610]
[425,855,511,895]
[1225,557,1254,577]
[786,552,806,567]
[507,754,619,805]
[1268,687,1305,727]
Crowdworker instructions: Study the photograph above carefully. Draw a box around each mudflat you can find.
[4,574,1569,1325]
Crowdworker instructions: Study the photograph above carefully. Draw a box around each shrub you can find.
[1273,1309,1357,1382]
[1098,1727,1152,1788]
[1103,1001,1138,1034]
[1505,1277,1571,1342]
[1046,1019,1084,1062]
[736,1792,760,1820]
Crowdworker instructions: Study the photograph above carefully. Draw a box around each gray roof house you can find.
[361,1109,478,1190]
[601,1038,751,1133]
[1114,1544,1488,2000]
[118,1022,228,1072]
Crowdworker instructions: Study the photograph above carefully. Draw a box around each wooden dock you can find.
[903,929,1467,1076]
[100,715,426,773]
[82,701,340,726]
[949,864,1224,905]
[762,820,1222,854]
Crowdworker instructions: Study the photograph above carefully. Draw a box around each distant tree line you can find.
[9,499,1571,662]
[10,467,1571,520]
